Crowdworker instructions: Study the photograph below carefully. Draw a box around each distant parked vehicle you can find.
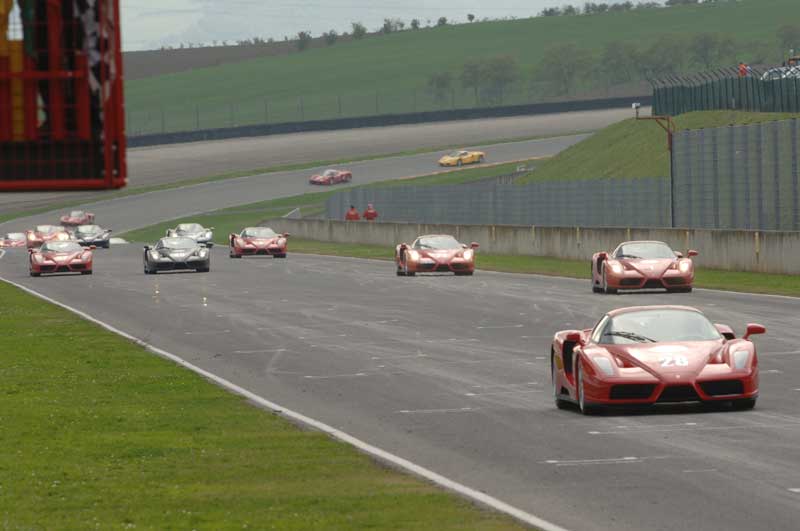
[309,169,352,185]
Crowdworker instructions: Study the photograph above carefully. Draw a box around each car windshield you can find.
[414,235,461,250]
[157,237,197,250]
[76,225,101,234]
[596,309,721,344]
[242,227,278,238]
[69,211,85,217]
[176,224,203,232]
[36,225,59,234]
[446,151,463,157]
[323,170,337,177]
[5,233,24,240]
[615,242,675,260]
[41,241,83,253]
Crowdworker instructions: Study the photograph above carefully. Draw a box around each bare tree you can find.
[352,22,367,40]
[324,30,338,46]
[296,31,312,51]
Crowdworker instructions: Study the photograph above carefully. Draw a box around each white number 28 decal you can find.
[659,356,689,367]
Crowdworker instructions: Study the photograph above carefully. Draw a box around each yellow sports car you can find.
[438,150,486,167]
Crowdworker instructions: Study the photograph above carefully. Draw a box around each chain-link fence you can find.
[673,119,800,231]
[653,71,800,116]
[326,176,671,228]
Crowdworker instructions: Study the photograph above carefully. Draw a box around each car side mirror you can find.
[283,233,290,238]
[688,250,699,258]
[565,331,583,344]
[89,245,97,250]
[674,251,684,258]
[598,251,608,260]
[744,323,766,340]
[470,242,479,249]
[715,324,736,340]
[206,242,214,248]
[209,227,215,230]
[28,248,34,253]
[143,245,150,251]
[107,229,113,233]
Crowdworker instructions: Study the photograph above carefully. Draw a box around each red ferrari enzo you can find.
[592,240,697,294]
[25,225,72,248]
[395,234,479,276]
[309,169,352,185]
[60,210,95,227]
[551,306,764,414]
[229,227,288,258]
[29,241,94,276]
[0,233,27,248]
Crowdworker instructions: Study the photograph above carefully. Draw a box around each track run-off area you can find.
[2,112,800,531]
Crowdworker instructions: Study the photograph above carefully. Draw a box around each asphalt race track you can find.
[1,247,799,531]
[0,134,585,234]
[0,106,640,215]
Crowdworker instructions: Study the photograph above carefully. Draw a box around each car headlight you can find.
[198,249,209,258]
[27,233,35,241]
[463,249,474,260]
[277,238,286,246]
[593,357,615,376]
[149,250,160,259]
[32,254,43,263]
[609,262,623,274]
[679,260,691,273]
[408,250,420,261]
[732,350,751,369]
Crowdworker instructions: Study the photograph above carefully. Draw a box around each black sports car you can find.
[143,237,211,274]
[72,225,112,248]
[166,223,214,246]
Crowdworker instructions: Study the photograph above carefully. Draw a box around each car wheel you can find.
[403,253,415,277]
[455,271,473,276]
[103,242,110,249]
[81,270,92,275]
[457,159,463,167]
[229,250,241,259]
[275,253,287,259]
[30,271,40,277]
[602,267,617,295]
[731,398,756,410]
[553,354,570,410]
[479,155,485,163]
[592,265,603,293]
[576,361,600,415]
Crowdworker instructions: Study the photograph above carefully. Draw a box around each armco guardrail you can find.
[127,95,651,148]
[264,218,800,275]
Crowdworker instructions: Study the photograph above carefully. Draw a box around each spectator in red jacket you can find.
[363,203,379,221]
[345,205,361,221]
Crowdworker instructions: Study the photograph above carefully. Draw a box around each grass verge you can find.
[0,280,525,529]
[121,159,539,244]
[286,239,800,298]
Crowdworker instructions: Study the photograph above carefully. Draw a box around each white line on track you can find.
[0,275,571,531]
[588,421,800,436]
[303,372,367,379]
[234,348,287,354]
[0,249,5,260]
[397,408,476,414]
[541,456,670,467]
[465,389,542,397]
[789,488,800,494]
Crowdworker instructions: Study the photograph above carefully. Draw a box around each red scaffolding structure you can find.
[0,0,126,190]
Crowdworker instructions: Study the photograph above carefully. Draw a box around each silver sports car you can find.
[166,223,214,246]
[72,225,112,248]
[144,237,211,274]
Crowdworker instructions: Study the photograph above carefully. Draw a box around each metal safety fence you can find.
[653,72,800,116]
[326,177,671,228]
[672,119,800,231]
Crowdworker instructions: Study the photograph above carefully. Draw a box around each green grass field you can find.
[517,111,800,183]
[0,281,526,529]
[125,0,793,134]
[121,159,536,244]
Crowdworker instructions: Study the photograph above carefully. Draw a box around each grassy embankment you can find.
[0,281,526,529]
[126,0,793,133]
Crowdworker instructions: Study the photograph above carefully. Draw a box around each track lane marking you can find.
[0,275,571,531]
[541,456,671,467]
[397,408,476,414]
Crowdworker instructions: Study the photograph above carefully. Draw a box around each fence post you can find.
[793,118,800,230]
[743,125,751,229]
[772,121,781,230]
[712,127,720,228]
[756,123,765,229]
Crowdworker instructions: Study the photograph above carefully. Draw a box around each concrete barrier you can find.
[264,218,800,275]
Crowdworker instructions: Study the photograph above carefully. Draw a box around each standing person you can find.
[738,62,747,78]
[362,203,378,221]
[345,205,361,221]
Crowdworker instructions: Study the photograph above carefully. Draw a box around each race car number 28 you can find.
[659,355,689,367]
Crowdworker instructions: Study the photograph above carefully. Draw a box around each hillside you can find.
[125,0,794,134]
[517,111,800,183]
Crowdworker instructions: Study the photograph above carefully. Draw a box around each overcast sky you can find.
[121,0,634,51]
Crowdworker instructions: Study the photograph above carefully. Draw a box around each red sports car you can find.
[60,210,95,227]
[229,227,288,258]
[29,241,94,276]
[592,240,698,294]
[395,234,479,276]
[25,225,72,248]
[0,232,27,248]
[309,169,352,185]
[551,305,764,414]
